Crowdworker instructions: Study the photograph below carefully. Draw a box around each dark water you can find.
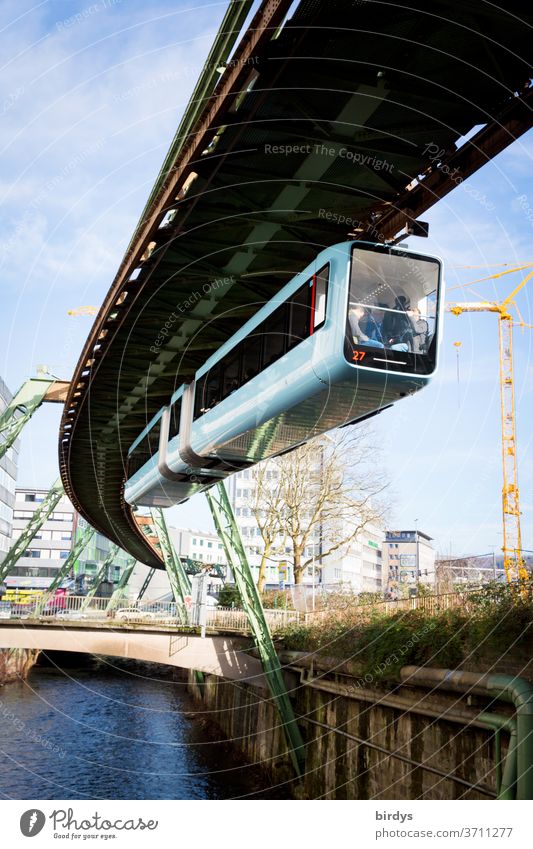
[0,656,278,800]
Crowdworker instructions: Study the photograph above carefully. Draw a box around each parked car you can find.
[114,607,155,622]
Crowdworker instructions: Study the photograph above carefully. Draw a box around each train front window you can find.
[346,244,441,374]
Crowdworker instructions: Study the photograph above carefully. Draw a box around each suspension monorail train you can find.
[125,241,443,507]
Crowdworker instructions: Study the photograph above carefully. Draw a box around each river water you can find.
[0,656,280,800]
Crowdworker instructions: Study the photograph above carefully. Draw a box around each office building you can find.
[0,377,18,572]
[383,529,436,595]
[8,487,75,593]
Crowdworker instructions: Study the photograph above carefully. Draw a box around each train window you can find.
[262,302,289,368]
[347,244,441,372]
[205,364,222,410]
[222,348,241,399]
[288,283,311,349]
[127,434,152,477]
[148,421,161,455]
[313,264,328,330]
[192,262,329,420]
[194,374,207,418]
[169,399,182,441]
[241,333,262,382]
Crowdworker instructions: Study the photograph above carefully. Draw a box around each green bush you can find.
[281,591,533,680]
[217,585,241,607]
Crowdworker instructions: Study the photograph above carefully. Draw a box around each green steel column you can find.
[0,378,55,460]
[106,556,137,612]
[80,544,120,611]
[205,482,305,776]
[150,508,191,607]
[35,526,96,614]
[0,477,64,582]
[137,568,155,601]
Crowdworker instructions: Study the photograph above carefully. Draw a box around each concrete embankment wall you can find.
[0,648,40,684]
[187,663,503,800]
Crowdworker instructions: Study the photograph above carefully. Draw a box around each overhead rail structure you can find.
[106,556,138,612]
[59,0,533,566]
[1,376,69,462]
[206,481,305,775]
[149,507,191,618]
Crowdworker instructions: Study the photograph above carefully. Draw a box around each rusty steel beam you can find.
[362,85,533,241]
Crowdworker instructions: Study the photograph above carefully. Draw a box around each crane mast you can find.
[448,267,533,584]
[498,311,527,581]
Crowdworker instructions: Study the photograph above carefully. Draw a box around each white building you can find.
[320,525,385,593]
[0,377,18,573]
[171,527,226,568]
[127,526,226,601]
[383,529,436,595]
[227,469,385,592]
[8,487,75,593]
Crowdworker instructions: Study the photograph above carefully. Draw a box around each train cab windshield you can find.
[346,243,441,375]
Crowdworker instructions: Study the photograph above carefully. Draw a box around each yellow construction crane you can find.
[447,266,533,584]
[67,306,98,316]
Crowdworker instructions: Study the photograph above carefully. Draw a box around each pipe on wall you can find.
[401,666,533,800]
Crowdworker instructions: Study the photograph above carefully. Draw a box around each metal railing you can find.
[0,596,302,632]
[1,587,499,630]
[300,586,504,623]
[207,606,301,632]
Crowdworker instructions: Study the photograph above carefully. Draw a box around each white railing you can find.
[206,606,301,632]
[0,596,302,632]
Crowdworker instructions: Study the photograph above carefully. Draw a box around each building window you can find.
[59,551,69,559]
[24,493,36,502]
[208,541,213,548]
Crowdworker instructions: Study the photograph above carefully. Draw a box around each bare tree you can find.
[246,427,390,586]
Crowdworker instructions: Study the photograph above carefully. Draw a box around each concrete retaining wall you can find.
[188,666,504,800]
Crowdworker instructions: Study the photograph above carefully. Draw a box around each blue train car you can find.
[125,241,443,507]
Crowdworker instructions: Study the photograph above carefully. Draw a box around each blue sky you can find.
[1,1,532,558]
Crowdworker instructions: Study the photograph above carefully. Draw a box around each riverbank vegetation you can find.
[280,582,533,680]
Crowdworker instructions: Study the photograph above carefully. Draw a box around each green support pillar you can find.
[0,378,56,460]
[205,483,305,776]
[150,508,191,619]
[137,568,155,601]
[0,477,64,583]
[35,526,96,614]
[106,556,137,612]
[80,544,119,611]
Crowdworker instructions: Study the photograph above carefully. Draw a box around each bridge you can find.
[0,620,265,684]
[57,0,533,567]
